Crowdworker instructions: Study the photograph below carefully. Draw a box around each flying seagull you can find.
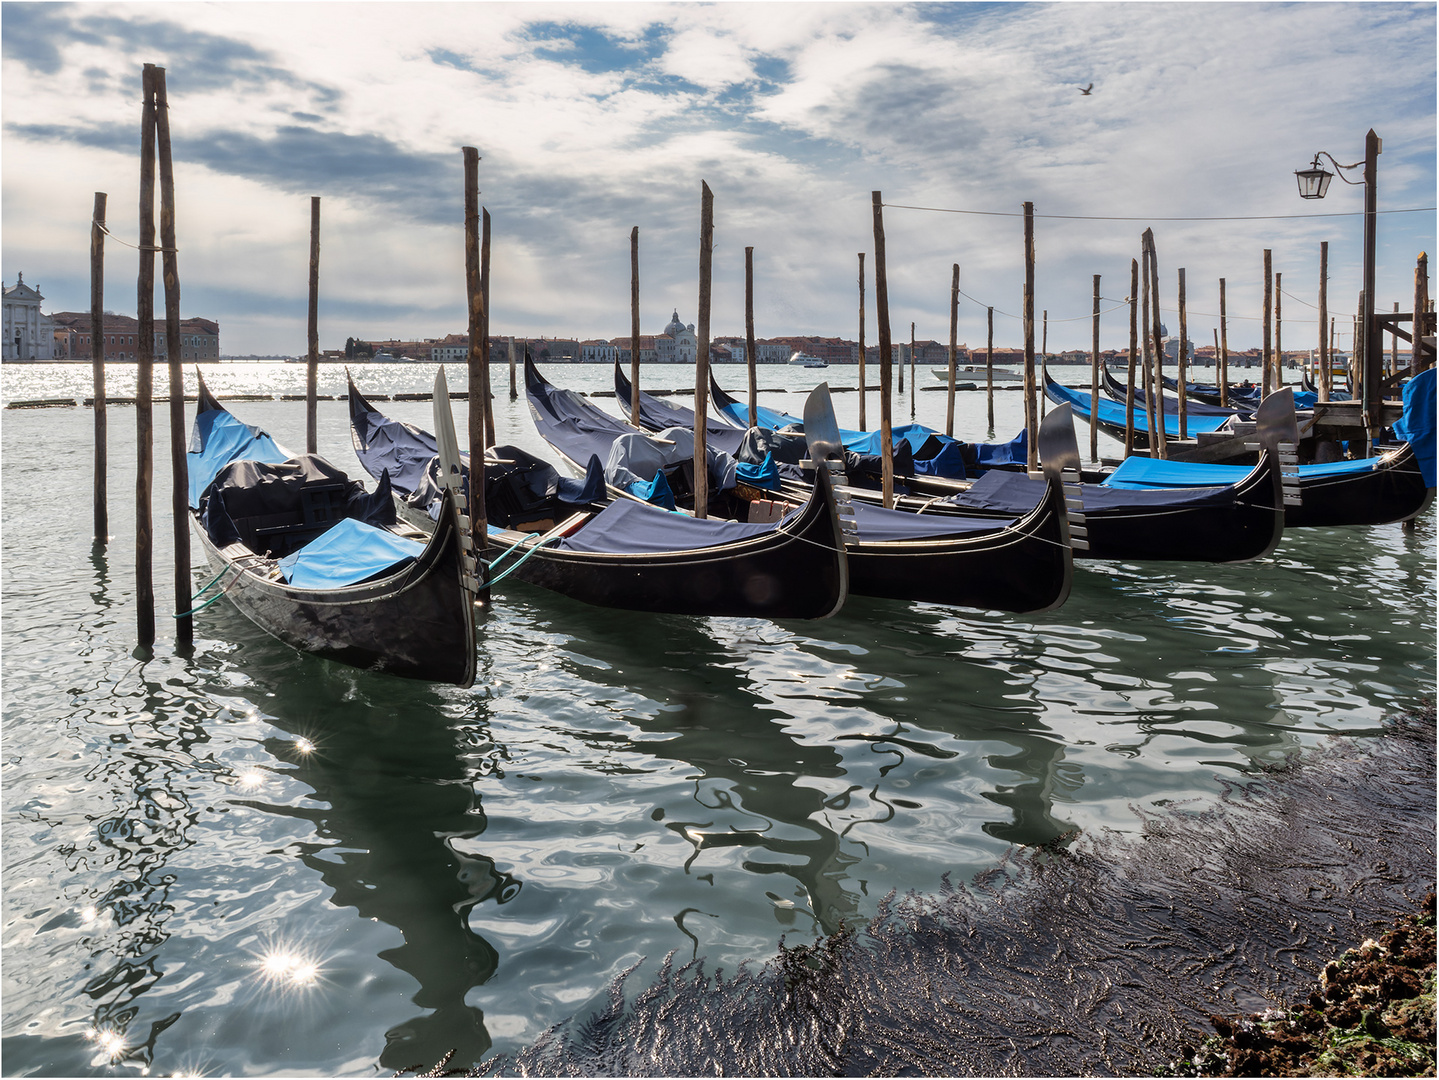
[1078,83,1093,95]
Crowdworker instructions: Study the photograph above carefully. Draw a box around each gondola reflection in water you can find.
[186,370,482,686]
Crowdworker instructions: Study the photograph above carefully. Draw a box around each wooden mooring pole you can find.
[1126,258,1138,456]
[945,263,959,437]
[872,191,895,508]
[909,322,916,420]
[693,181,714,519]
[1040,309,1048,419]
[135,63,158,649]
[306,196,320,453]
[480,209,496,443]
[1089,274,1100,461]
[1262,250,1273,398]
[857,253,867,431]
[91,192,108,543]
[1140,239,1155,454]
[630,226,641,426]
[155,67,191,645]
[509,336,517,400]
[745,246,757,429]
[1144,229,1166,458]
[1219,277,1230,406]
[1023,202,1037,472]
[985,306,994,436]
[1319,242,1330,400]
[1276,274,1285,389]
[1413,252,1430,377]
[462,147,489,595]
[1176,268,1188,440]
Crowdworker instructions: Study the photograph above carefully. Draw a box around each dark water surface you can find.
[2,363,1433,1076]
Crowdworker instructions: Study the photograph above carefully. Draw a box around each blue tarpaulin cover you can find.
[1392,368,1436,487]
[735,453,780,491]
[277,517,425,589]
[1046,379,1233,437]
[627,470,677,509]
[849,500,1016,541]
[188,406,291,508]
[1102,455,1378,490]
[557,497,792,555]
[952,470,1233,514]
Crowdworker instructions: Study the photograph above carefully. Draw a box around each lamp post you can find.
[1296,130,1381,442]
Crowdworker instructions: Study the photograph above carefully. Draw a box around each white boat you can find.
[789,352,827,368]
[933,365,1023,383]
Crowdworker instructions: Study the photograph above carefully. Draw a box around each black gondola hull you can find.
[1285,444,1433,527]
[192,487,478,686]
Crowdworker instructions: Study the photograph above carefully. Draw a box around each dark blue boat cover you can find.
[349,393,440,497]
[949,469,1234,515]
[849,500,1016,541]
[557,497,793,555]
[616,371,748,456]
[277,517,425,589]
[188,406,291,508]
[199,455,397,550]
[1103,455,1374,490]
[1392,368,1436,486]
[1047,378,1233,437]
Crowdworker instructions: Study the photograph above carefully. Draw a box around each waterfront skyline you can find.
[3,2,1435,357]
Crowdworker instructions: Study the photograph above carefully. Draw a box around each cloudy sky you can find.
[2,2,1434,356]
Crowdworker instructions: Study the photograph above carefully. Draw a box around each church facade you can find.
[2,274,55,361]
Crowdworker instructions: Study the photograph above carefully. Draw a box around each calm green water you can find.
[2,362,1433,1076]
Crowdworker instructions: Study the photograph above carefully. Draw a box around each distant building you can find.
[51,310,220,362]
[2,274,55,361]
[430,333,468,364]
[654,310,697,363]
[581,339,619,364]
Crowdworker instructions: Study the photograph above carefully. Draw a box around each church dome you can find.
[664,309,686,337]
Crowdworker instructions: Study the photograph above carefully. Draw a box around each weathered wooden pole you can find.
[693,181,714,518]
[1023,201,1037,471]
[857,252,867,431]
[1176,268,1188,440]
[1126,258,1138,456]
[480,208,496,442]
[946,263,959,437]
[745,246,757,428]
[1360,130,1381,430]
[630,226,641,426]
[1219,277,1230,406]
[1140,239,1156,454]
[1090,274,1100,461]
[1318,242,1330,400]
[1276,274,1285,388]
[306,196,320,452]
[1039,309,1048,418]
[897,321,904,394]
[1413,252,1430,376]
[1145,230,1167,458]
[1262,250,1274,398]
[135,63,158,649]
[91,192,108,543]
[909,321,916,420]
[154,67,191,645]
[1389,301,1398,380]
[509,336,517,399]
[1356,289,1371,454]
[462,147,489,580]
[872,191,895,508]
[985,306,995,435]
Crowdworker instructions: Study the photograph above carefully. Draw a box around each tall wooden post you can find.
[1040,309,1048,418]
[1360,130,1381,432]
[480,209,496,443]
[1089,273,1100,461]
[1389,301,1398,380]
[745,246,757,428]
[1219,277,1230,406]
[306,197,320,452]
[630,226,641,426]
[909,321,916,420]
[1262,250,1273,398]
[135,63,158,649]
[1126,258,1138,456]
[1318,242,1330,400]
[693,182,714,518]
[1275,274,1284,388]
[509,336,517,399]
[1146,229,1166,458]
[1356,289,1371,454]
[154,67,191,645]
[857,252,867,431]
[1140,240,1155,454]
[872,191,895,508]
[985,306,995,435]
[462,147,488,576]
[91,192,108,543]
[946,263,959,437]
[1176,268,1188,439]
[1413,252,1430,376]
[1022,202,1037,472]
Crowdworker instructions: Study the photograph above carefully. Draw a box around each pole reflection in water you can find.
[235,648,516,1072]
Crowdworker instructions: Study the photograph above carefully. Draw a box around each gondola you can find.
[1159,372,1262,408]
[1102,366,1254,418]
[1043,365,1237,448]
[844,391,1297,563]
[348,374,850,620]
[187,373,480,686]
[535,356,1075,614]
[691,364,1029,479]
[611,359,746,454]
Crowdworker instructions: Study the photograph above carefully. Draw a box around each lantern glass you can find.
[1295,163,1333,200]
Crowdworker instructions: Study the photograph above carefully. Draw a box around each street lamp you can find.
[1296,131,1382,441]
